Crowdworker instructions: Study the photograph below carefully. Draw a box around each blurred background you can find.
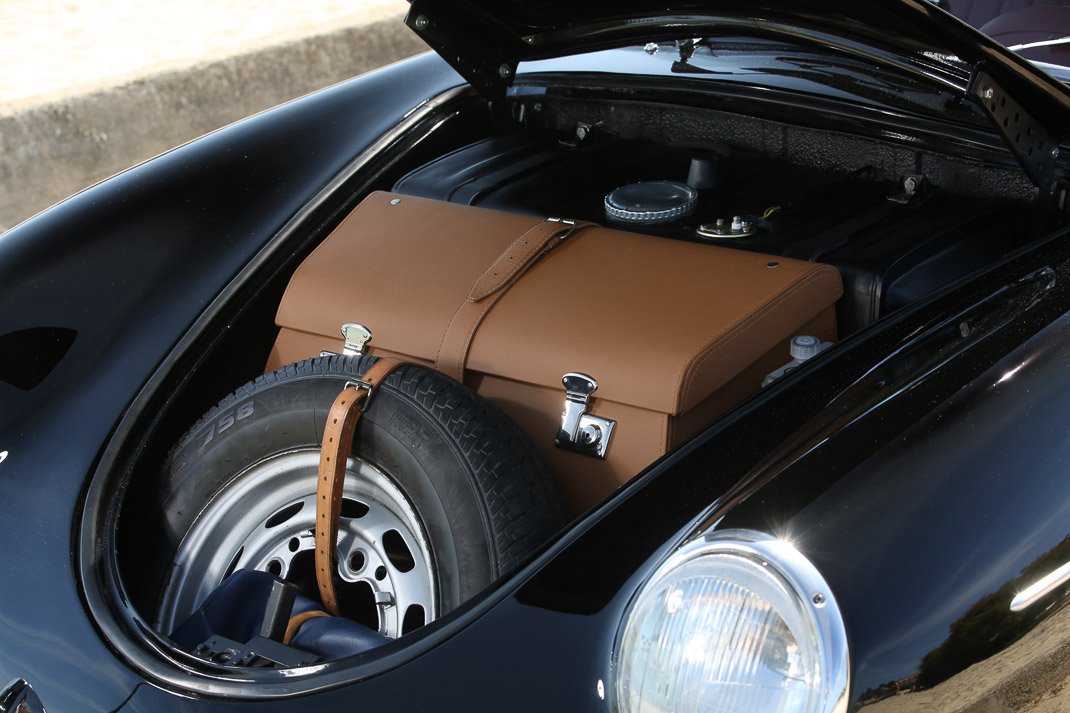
[0,0,427,230]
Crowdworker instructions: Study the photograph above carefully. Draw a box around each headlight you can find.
[614,529,849,713]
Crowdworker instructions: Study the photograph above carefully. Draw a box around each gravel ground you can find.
[0,0,403,113]
[863,603,1070,713]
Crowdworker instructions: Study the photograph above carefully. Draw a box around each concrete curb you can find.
[0,15,427,230]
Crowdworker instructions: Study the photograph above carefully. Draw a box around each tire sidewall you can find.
[158,369,496,613]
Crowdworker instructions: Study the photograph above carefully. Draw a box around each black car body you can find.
[4,1,1070,711]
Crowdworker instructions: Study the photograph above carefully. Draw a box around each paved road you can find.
[0,0,402,113]
[0,0,424,229]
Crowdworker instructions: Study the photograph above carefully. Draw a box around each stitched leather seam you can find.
[470,223,555,301]
[450,302,493,376]
[276,193,391,326]
[676,266,842,412]
[680,267,837,405]
[678,266,840,409]
[435,220,549,374]
[434,291,473,372]
[436,222,588,380]
[670,271,802,409]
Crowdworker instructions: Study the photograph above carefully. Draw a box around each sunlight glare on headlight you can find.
[614,530,849,713]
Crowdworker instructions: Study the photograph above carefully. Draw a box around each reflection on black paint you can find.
[918,536,1070,688]
[857,536,1070,705]
[0,327,76,390]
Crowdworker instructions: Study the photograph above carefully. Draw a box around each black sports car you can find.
[4,2,1070,711]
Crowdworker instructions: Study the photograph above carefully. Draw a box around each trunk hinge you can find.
[405,0,515,98]
[968,67,1067,208]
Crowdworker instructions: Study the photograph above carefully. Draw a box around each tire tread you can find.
[171,355,566,573]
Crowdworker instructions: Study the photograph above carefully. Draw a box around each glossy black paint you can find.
[0,53,464,712]
[765,309,1070,702]
[4,14,1070,713]
[518,41,991,127]
[407,0,1070,142]
[114,217,1070,713]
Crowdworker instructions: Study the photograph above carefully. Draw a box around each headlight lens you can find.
[614,530,848,713]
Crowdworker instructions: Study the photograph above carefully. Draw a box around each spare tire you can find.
[151,355,565,638]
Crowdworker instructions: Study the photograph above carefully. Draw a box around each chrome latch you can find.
[554,372,616,459]
[341,323,373,356]
[0,679,46,713]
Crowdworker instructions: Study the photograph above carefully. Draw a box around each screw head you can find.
[498,63,512,79]
[903,176,918,193]
[1052,147,1061,159]
[982,86,995,100]
[414,14,429,31]
[812,592,827,607]
[644,42,659,55]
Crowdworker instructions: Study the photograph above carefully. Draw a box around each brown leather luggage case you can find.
[268,191,843,512]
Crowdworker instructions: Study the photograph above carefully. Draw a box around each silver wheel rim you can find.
[156,449,436,639]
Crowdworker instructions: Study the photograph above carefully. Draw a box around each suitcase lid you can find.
[276,191,842,416]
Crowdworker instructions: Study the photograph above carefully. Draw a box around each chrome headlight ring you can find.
[614,529,850,713]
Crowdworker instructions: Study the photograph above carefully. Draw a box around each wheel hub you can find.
[156,450,436,639]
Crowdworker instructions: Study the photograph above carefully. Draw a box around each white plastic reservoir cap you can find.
[790,335,822,361]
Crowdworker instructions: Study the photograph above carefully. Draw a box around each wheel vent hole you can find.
[288,537,300,552]
[283,550,319,601]
[267,559,283,576]
[402,604,426,635]
[349,551,366,572]
[341,498,369,519]
[375,565,387,581]
[383,529,415,573]
[265,502,303,528]
[337,580,379,631]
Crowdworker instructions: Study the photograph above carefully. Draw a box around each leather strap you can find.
[434,218,590,382]
[315,358,412,615]
[283,610,331,645]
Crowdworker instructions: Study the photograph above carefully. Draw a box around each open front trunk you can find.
[91,41,1067,685]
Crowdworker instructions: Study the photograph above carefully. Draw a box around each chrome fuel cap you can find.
[604,181,697,225]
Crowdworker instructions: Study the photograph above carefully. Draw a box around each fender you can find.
[0,52,462,712]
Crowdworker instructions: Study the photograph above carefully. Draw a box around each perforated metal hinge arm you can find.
[968,68,1064,203]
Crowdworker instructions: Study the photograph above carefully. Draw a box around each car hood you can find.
[406,0,1070,189]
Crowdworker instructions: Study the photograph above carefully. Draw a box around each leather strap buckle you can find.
[547,216,580,240]
[317,358,413,616]
[343,379,375,412]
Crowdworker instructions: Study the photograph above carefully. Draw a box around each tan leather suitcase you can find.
[268,191,842,512]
